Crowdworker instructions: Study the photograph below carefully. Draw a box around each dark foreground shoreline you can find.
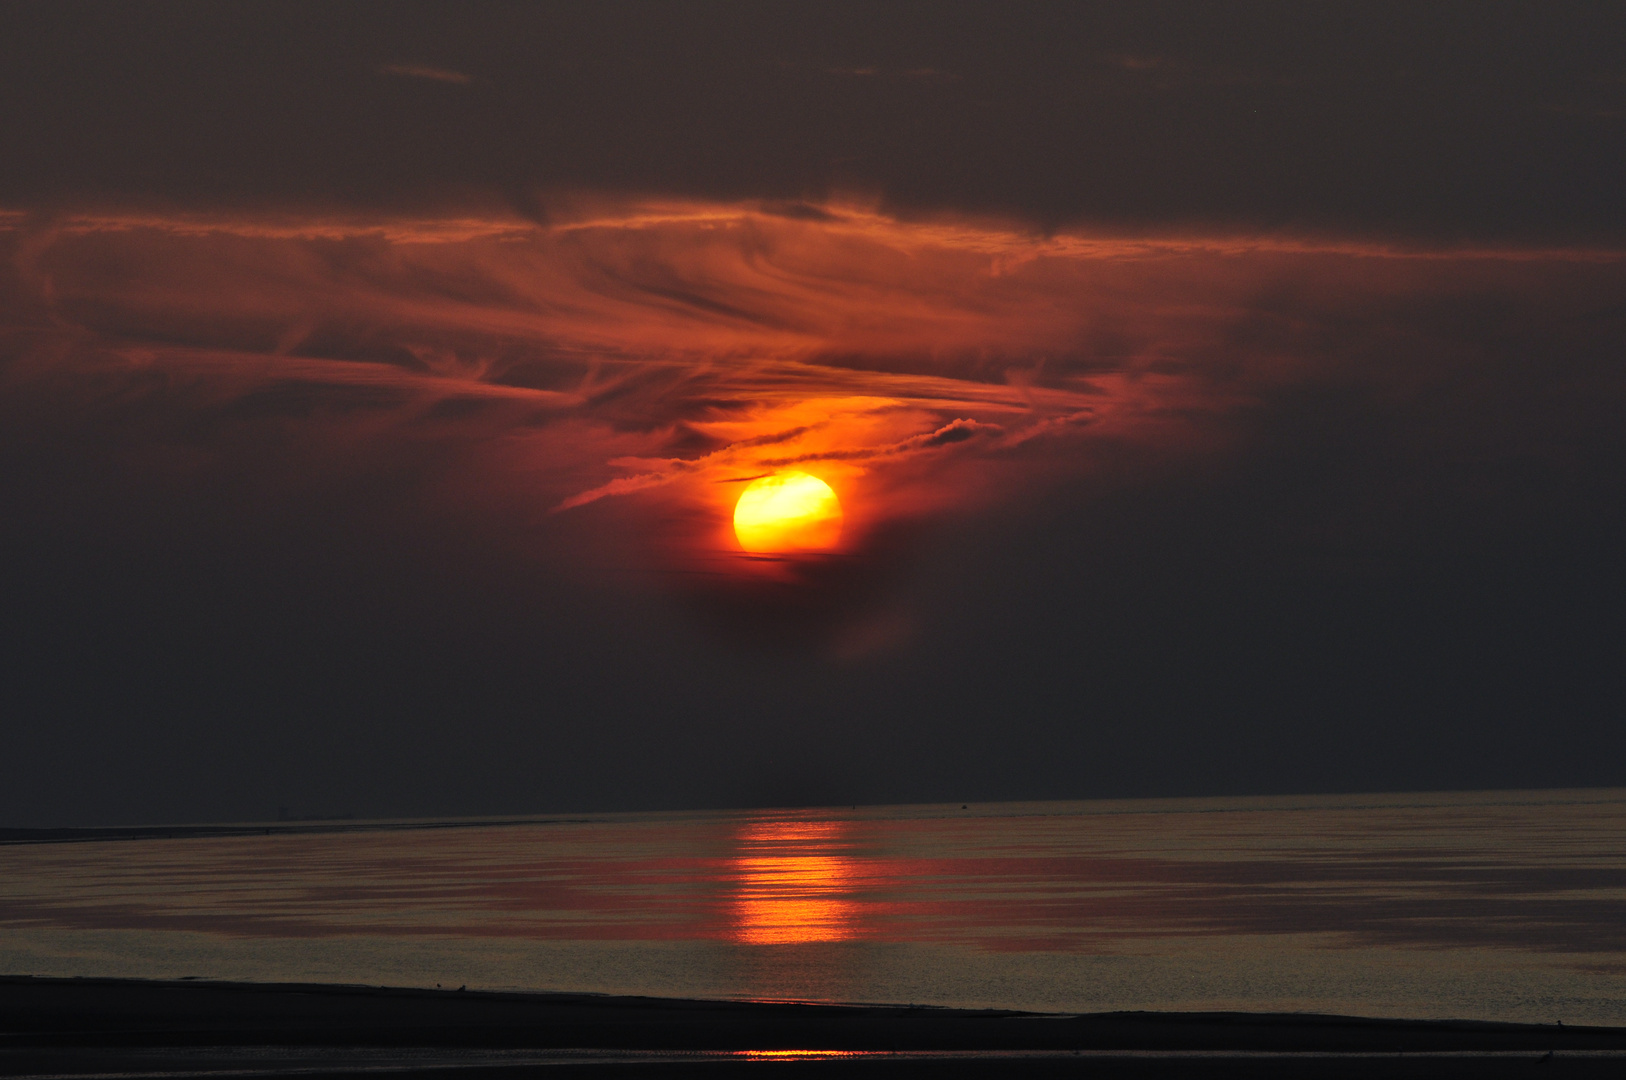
[3,976,1623,1077]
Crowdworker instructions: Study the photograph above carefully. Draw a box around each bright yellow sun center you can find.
[733,472,843,553]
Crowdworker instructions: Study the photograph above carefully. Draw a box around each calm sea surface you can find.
[3,790,1625,1024]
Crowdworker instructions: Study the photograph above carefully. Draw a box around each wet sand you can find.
[2,976,1623,1076]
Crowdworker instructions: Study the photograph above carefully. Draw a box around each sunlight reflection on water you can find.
[3,790,1626,1023]
[730,821,857,945]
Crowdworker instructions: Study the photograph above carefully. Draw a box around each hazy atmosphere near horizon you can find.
[3,2,1626,829]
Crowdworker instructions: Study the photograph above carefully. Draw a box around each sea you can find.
[3,789,1625,1025]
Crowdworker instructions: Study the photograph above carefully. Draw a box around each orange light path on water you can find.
[731,1050,875,1060]
[730,820,859,945]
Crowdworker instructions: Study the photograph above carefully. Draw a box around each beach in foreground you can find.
[3,977,1624,1078]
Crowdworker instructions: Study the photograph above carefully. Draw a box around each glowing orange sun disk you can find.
[733,472,843,553]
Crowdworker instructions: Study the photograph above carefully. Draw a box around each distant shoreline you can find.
[4,975,1625,1077]
[6,786,1625,846]
[0,817,582,846]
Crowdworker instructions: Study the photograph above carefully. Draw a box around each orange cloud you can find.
[4,198,1622,588]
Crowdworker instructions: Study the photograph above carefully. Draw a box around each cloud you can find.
[377,63,474,86]
[4,197,1623,586]
[756,417,1003,468]
[821,66,959,83]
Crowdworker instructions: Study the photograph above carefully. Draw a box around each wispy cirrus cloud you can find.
[377,63,474,86]
[4,198,1622,581]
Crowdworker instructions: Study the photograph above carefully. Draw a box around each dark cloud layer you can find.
[2,3,1624,240]
[2,6,1625,827]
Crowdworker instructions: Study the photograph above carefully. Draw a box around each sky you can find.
[2,3,1625,826]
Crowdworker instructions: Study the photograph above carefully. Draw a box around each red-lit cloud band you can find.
[4,199,1622,578]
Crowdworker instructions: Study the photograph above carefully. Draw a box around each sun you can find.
[733,472,843,553]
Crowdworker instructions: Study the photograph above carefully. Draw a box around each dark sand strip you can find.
[2,977,1623,1076]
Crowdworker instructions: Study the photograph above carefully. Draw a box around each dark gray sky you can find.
[2,2,1624,826]
[5,2,1625,238]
